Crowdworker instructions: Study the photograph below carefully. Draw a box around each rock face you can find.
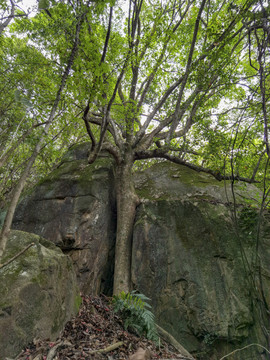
[0,230,80,359]
[132,162,270,360]
[10,144,270,360]
[13,143,116,294]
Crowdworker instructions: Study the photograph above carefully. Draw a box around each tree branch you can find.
[136,1,191,109]
[138,85,201,150]
[167,0,207,142]
[0,0,15,35]
[251,150,267,181]
[0,242,35,269]
[132,76,184,147]
[100,6,113,65]
[83,104,96,153]
[134,149,259,183]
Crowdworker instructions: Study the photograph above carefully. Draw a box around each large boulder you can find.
[8,144,270,359]
[132,162,270,360]
[0,230,80,359]
[12,143,116,294]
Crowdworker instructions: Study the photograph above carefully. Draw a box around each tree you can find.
[81,0,267,294]
[0,0,269,295]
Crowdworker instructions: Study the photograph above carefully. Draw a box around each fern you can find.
[112,291,159,342]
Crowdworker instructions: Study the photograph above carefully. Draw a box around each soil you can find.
[16,295,188,360]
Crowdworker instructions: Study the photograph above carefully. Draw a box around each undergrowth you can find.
[112,291,159,342]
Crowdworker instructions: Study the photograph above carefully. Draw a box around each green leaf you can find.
[38,0,50,10]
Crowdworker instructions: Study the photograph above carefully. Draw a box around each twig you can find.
[47,340,73,360]
[219,343,270,360]
[0,242,35,270]
[89,341,123,354]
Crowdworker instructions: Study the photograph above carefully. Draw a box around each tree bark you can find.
[113,149,139,295]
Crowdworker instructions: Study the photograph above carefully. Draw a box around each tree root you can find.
[89,341,124,354]
[156,324,195,360]
[219,343,270,360]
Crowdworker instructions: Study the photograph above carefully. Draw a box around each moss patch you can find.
[75,294,82,312]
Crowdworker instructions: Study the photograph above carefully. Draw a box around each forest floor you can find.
[16,295,189,360]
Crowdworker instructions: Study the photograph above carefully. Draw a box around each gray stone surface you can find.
[132,162,270,359]
[9,145,270,359]
[0,230,80,359]
[13,143,116,294]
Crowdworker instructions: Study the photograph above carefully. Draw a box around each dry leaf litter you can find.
[15,295,190,360]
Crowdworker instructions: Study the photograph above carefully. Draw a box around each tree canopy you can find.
[0,0,269,291]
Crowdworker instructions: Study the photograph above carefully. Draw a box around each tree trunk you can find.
[113,150,139,295]
[0,145,43,259]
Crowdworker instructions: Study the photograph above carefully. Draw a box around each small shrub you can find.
[112,290,159,342]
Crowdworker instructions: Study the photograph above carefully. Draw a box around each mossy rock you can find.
[0,230,80,359]
[134,162,262,205]
[12,146,116,294]
[132,162,269,360]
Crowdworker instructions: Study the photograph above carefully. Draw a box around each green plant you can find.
[203,333,217,346]
[112,291,159,342]
[238,206,259,233]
